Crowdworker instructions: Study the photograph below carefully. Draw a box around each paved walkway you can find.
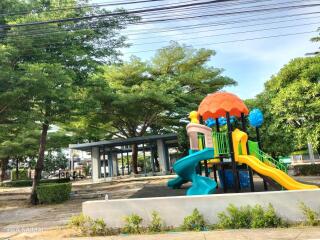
[1,227,320,240]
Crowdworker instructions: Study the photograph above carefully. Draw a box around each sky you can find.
[92,0,319,99]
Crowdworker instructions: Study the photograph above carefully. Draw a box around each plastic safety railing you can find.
[212,132,230,157]
[252,149,288,173]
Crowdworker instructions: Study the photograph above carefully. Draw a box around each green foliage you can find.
[122,214,144,234]
[0,0,138,203]
[217,204,283,229]
[217,204,252,229]
[0,178,70,187]
[246,56,320,157]
[44,151,68,173]
[85,42,236,172]
[299,202,319,226]
[36,182,71,204]
[293,164,320,176]
[180,208,207,231]
[148,211,164,233]
[69,214,90,229]
[11,169,29,181]
[69,214,115,236]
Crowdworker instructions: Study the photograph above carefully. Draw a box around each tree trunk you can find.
[0,158,9,182]
[131,144,138,174]
[30,122,49,205]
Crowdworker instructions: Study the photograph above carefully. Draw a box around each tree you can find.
[44,151,68,174]
[1,0,137,204]
[246,56,320,156]
[88,42,236,173]
[245,97,295,157]
[310,27,320,55]
[0,123,39,181]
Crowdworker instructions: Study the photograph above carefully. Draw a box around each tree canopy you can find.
[84,42,236,172]
[246,56,320,156]
[0,0,137,203]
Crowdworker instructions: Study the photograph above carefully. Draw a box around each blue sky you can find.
[93,0,319,99]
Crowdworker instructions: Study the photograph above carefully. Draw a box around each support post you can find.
[143,143,147,176]
[91,147,101,182]
[241,113,255,192]
[108,151,113,177]
[156,139,170,174]
[215,118,224,191]
[127,150,130,175]
[226,112,239,193]
[121,150,124,176]
[256,127,262,149]
[204,160,209,177]
[103,146,107,180]
[150,142,156,174]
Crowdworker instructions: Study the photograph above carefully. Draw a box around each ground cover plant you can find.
[69,214,117,236]
[180,208,208,231]
[299,202,320,226]
[69,203,320,237]
[216,204,284,229]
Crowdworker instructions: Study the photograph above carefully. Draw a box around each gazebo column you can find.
[112,152,119,176]
[107,151,113,177]
[157,139,170,174]
[150,142,156,174]
[226,112,239,193]
[91,147,101,182]
[241,113,255,192]
[103,146,107,180]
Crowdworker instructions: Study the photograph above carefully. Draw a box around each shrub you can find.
[122,214,143,234]
[148,211,164,233]
[37,182,71,204]
[299,202,319,226]
[293,165,320,176]
[262,204,283,228]
[217,204,252,229]
[11,169,29,180]
[0,178,70,187]
[217,204,284,229]
[251,205,266,228]
[69,214,115,236]
[181,208,207,231]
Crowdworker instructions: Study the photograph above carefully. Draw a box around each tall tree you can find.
[88,42,236,173]
[0,0,137,204]
[247,56,320,156]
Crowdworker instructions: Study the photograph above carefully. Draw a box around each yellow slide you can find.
[232,128,318,190]
[237,155,318,190]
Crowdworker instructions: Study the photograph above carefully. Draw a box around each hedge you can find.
[0,178,70,187]
[37,182,72,204]
[11,169,29,181]
[294,164,320,176]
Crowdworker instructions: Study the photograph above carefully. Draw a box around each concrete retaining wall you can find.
[83,189,320,228]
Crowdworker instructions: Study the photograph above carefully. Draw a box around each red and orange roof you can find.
[198,92,249,120]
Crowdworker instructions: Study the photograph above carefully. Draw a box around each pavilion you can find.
[69,134,178,181]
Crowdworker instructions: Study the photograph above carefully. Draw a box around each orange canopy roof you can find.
[198,92,249,120]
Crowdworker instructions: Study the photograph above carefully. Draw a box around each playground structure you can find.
[168,92,318,195]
